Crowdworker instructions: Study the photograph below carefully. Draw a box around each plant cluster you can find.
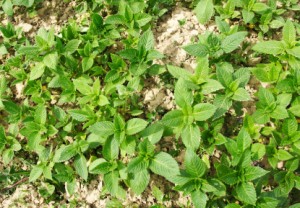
[1,0,300,207]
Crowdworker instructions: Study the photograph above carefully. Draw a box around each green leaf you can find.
[276,149,293,161]
[201,79,224,94]
[105,15,126,25]
[191,190,208,208]
[64,39,81,54]
[88,121,115,137]
[217,165,239,185]
[68,109,89,122]
[194,0,214,24]
[225,204,241,208]
[30,62,45,80]
[54,145,77,162]
[161,110,184,127]
[152,186,164,202]
[73,77,91,95]
[215,16,230,33]
[150,152,179,178]
[129,169,150,195]
[89,158,112,174]
[216,64,233,88]
[252,41,284,55]
[270,105,289,119]
[138,29,154,51]
[175,79,193,108]
[277,93,292,107]
[193,103,216,121]
[74,154,88,181]
[127,156,149,173]
[167,65,193,81]
[221,32,247,53]
[0,126,6,151]
[34,105,47,124]
[18,46,39,55]
[138,138,155,156]
[242,10,254,23]
[181,124,201,150]
[183,44,209,57]
[289,105,300,117]
[237,128,252,151]
[232,88,251,101]
[140,123,164,144]
[282,20,296,45]
[282,118,298,136]
[235,182,257,205]
[103,137,119,161]
[253,109,270,124]
[286,46,300,58]
[82,57,94,72]
[0,76,7,97]
[2,0,13,16]
[104,171,120,197]
[251,63,281,83]
[252,3,269,12]
[213,94,232,119]
[184,149,207,177]
[257,87,275,106]
[29,165,43,182]
[43,52,58,69]
[244,166,269,181]
[126,118,148,135]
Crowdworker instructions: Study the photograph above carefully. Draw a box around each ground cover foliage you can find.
[1,0,300,207]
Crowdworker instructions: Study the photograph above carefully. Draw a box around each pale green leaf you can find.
[53,145,77,162]
[185,149,207,177]
[283,20,296,45]
[82,57,94,72]
[129,169,150,195]
[289,105,300,117]
[126,118,148,135]
[150,152,179,178]
[74,154,88,181]
[161,110,184,127]
[232,88,251,101]
[30,62,45,80]
[43,52,58,69]
[64,39,81,54]
[201,79,224,94]
[167,65,193,81]
[29,165,43,182]
[183,44,209,57]
[193,103,216,121]
[221,32,247,53]
[244,166,269,181]
[252,41,285,55]
[138,29,154,51]
[235,182,257,205]
[181,124,201,150]
[88,121,115,137]
[194,0,214,24]
[191,190,208,208]
[34,105,47,124]
[270,105,289,119]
